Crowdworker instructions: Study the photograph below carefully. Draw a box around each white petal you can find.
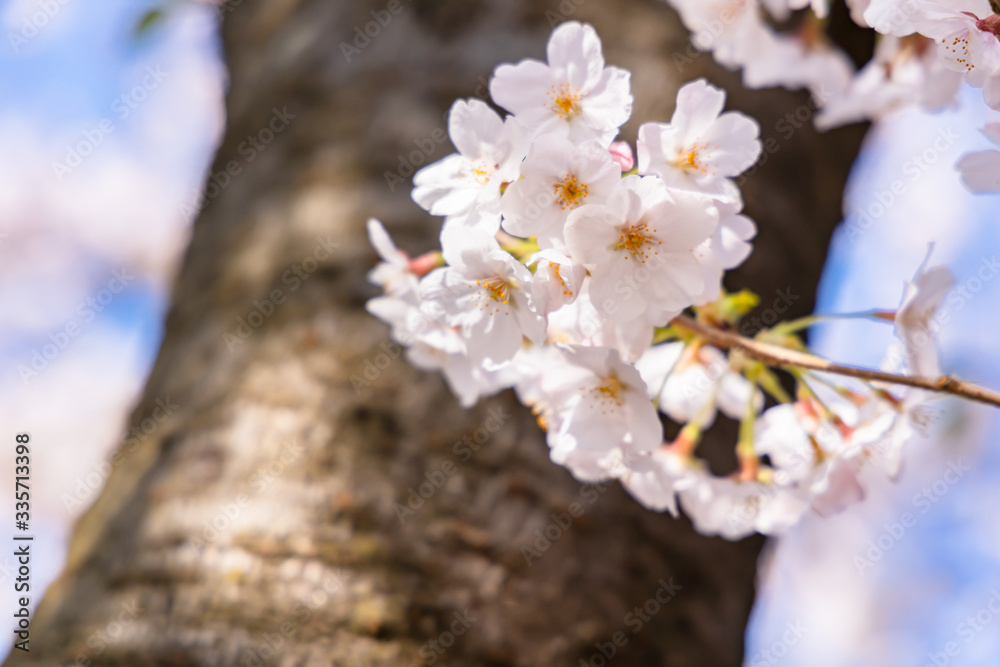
[449,99,506,159]
[671,79,726,137]
[546,21,605,90]
[700,112,761,177]
[564,204,619,265]
[957,150,1000,193]
[412,154,482,216]
[490,60,556,118]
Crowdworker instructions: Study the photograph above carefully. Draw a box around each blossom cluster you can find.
[365,22,953,539]
[662,0,1000,191]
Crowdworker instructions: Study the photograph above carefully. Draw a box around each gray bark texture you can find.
[15,1,867,665]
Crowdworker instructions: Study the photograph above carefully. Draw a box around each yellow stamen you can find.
[674,142,710,174]
[595,374,626,407]
[548,83,582,119]
[553,174,589,210]
[475,277,509,305]
[616,222,661,262]
[551,263,573,297]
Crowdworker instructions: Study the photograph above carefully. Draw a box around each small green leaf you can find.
[134,8,166,38]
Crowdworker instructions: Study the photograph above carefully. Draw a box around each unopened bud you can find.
[408,252,445,277]
[609,141,635,172]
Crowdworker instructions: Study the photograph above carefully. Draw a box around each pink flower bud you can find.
[408,251,444,277]
[609,141,634,172]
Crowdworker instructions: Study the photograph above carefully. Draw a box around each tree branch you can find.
[671,315,1000,408]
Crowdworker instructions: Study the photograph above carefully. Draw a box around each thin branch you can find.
[671,315,1000,409]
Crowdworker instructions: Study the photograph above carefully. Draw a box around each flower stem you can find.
[671,314,1000,408]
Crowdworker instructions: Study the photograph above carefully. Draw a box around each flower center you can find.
[599,376,624,401]
[466,156,495,186]
[548,83,582,119]
[472,166,491,183]
[616,222,661,262]
[942,29,975,71]
[674,142,709,174]
[475,277,510,305]
[589,373,626,410]
[463,152,499,186]
[553,174,589,210]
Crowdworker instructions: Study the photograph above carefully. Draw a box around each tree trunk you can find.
[16,1,866,665]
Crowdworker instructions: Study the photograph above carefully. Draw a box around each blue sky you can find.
[1,0,219,123]
[0,0,223,367]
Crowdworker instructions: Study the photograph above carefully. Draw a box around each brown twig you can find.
[671,315,1000,409]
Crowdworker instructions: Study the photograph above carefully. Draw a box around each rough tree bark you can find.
[16,1,867,665]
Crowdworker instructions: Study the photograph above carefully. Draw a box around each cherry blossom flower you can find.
[621,447,697,515]
[753,404,816,486]
[816,35,963,129]
[740,24,855,103]
[753,400,868,517]
[367,218,418,297]
[831,254,955,481]
[826,253,954,478]
[867,393,942,478]
[528,249,587,316]
[847,0,873,27]
[805,455,868,517]
[564,174,719,324]
[863,0,927,35]
[511,345,645,482]
[636,342,762,427]
[957,122,1000,192]
[545,280,655,363]
[536,345,663,468]
[667,0,767,69]
[911,2,1000,108]
[490,21,633,146]
[894,249,954,377]
[609,141,635,171]
[679,471,810,539]
[666,0,852,109]
[691,200,757,305]
[367,292,509,407]
[864,0,989,36]
[500,135,621,248]
[419,231,545,364]
[412,99,526,231]
[637,80,761,201]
